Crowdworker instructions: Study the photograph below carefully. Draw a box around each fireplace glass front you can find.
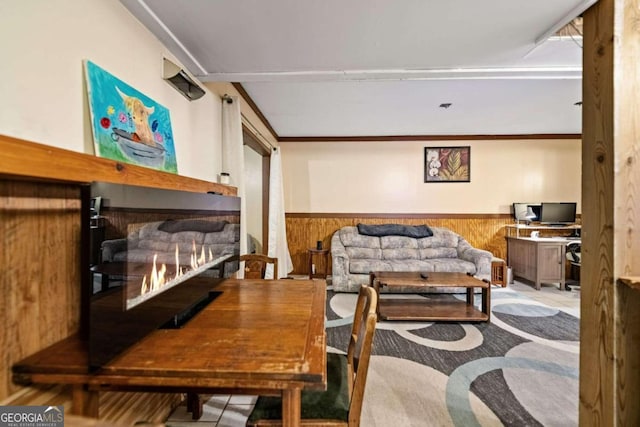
[84,182,241,369]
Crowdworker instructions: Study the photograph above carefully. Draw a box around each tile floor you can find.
[164,278,581,427]
[166,394,256,427]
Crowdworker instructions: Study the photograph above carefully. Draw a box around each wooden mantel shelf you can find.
[0,134,236,196]
[618,276,640,290]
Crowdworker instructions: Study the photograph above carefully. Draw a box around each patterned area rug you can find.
[325,287,579,427]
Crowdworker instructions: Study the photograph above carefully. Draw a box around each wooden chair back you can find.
[224,254,278,279]
[246,285,378,427]
[345,285,378,426]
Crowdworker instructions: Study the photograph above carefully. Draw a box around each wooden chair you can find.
[246,285,378,427]
[224,254,278,279]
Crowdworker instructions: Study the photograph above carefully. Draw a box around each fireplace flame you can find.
[141,275,148,294]
[190,240,198,270]
[149,254,167,292]
[133,239,225,310]
[175,245,179,274]
[198,245,206,265]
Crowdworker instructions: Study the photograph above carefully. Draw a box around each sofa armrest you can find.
[330,232,350,291]
[100,238,127,263]
[457,239,492,277]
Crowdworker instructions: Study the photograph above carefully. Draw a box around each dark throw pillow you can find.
[158,219,228,233]
[356,223,433,238]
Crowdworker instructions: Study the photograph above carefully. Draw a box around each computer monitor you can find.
[539,202,577,226]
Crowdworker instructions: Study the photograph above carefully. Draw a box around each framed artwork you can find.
[84,60,178,173]
[424,146,470,183]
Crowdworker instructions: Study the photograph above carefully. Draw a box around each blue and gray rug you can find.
[325,287,579,427]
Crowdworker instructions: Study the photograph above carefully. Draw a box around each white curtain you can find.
[221,96,248,266]
[266,147,293,279]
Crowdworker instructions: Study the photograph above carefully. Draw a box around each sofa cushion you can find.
[419,247,458,259]
[389,260,436,272]
[349,259,474,275]
[382,248,420,260]
[357,223,433,238]
[431,258,476,274]
[340,227,381,248]
[417,228,459,248]
[208,242,239,256]
[380,235,419,249]
[137,239,171,252]
[203,223,240,244]
[350,259,442,274]
[165,231,204,246]
[349,259,395,274]
[346,247,382,260]
[118,248,194,265]
[158,219,228,233]
[136,223,160,239]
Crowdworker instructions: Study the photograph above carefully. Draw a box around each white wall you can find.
[0,1,581,216]
[0,0,222,183]
[280,139,581,214]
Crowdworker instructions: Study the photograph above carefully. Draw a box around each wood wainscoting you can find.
[285,213,513,276]
[0,181,82,399]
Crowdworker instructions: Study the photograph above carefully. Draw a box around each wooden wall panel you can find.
[0,181,81,399]
[285,214,513,275]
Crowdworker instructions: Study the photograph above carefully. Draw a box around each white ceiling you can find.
[120,0,592,139]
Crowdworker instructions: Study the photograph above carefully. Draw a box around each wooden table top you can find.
[371,271,489,288]
[13,279,327,392]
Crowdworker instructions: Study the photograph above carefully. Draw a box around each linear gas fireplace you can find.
[81,182,241,370]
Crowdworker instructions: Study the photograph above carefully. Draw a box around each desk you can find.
[506,237,577,290]
[505,223,580,238]
[12,279,327,427]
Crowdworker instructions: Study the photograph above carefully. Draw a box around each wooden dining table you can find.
[12,278,327,427]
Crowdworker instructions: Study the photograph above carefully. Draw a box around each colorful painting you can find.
[84,60,178,173]
[424,146,470,182]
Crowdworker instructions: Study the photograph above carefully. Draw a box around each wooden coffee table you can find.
[369,271,491,322]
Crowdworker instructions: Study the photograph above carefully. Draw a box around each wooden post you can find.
[582,0,640,425]
[71,385,99,417]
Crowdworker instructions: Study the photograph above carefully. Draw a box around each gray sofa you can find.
[330,224,492,292]
[101,219,241,277]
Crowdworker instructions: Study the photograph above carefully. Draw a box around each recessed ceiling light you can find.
[574,101,583,106]
[439,103,452,109]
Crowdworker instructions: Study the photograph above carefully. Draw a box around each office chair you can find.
[565,241,581,290]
